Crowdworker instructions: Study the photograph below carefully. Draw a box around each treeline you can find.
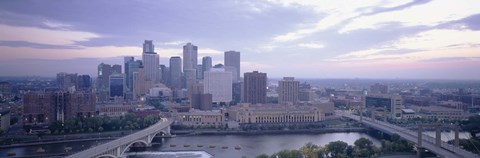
[459,114,480,154]
[24,113,158,134]
[256,134,412,158]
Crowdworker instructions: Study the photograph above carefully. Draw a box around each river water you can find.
[0,132,470,158]
[126,133,381,158]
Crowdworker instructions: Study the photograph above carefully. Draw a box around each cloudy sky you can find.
[0,0,479,79]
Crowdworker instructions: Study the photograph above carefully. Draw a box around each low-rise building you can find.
[401,109,416,119]
[96,104,137,117]
[174,109,224,127]
[227,102,334,124]
[410,105,466,120]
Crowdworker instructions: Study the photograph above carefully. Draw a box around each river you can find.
[127,132,380,158]
[0,132,470,158]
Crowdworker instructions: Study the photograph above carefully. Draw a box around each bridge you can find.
[336,111,479,158]
[67,118,173,158]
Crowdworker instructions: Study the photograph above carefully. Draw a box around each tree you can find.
[326,141,348,158]
[354,138,375,157]
[256,154,269,158]
[462,115,480,138]
[273,150,303,158]
[300,142,320,158]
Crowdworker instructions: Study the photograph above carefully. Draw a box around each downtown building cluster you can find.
[19,40,337,128]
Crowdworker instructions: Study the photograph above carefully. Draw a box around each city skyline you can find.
[1,1,480,79]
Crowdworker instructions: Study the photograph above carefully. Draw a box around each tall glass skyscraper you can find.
[183,43,198,72]
[142,40,159,82]
[224,51,240,82]
[169,56,182,89]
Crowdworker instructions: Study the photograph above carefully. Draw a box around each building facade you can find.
[183,43,198,72]
[175,110,224,127]
[203,68,232,103]
[224,51,240,82]
[169,56,182,89]
[365,94,403,119]
[243,71,267,104]
[278,77,299,104]
[227,103,334,124]
[23,91,96,126]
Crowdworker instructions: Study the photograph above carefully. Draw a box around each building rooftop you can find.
[401,109,415,114]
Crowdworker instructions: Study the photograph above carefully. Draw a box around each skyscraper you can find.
[224,51,240,82]
[184,69,197,100]
[133,66,153,99]
[202,56,212,78]
[204,68,232,103]
[278,77,299,104]
[77,75,92,91]
[143,40,154,53]
[142,40,159,82]
[244,71,267,104]
[97,63,112,91]
[56,72,78,90]
[169,56,182,89]
[112,64,122,74]
[196,64,203,79]
[109,73,125,98]
[183,43,198,72]
[125,59,142,92]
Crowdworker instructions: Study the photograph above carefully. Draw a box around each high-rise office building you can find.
[184,69,197,96]
[169,56,182,89]
[204,68,232,103]
[133,66,153,99]
[109,73,125,98]
[196,64,203,79]
[97,63,112,90]
[244,71,267,104]
[159,65,169,85]
[77,75,92,91]
[224,51,240,82]
[142,40,159,82]
[202,56,212,71]
[183,43,198,72]
[112,64,122,74]
[143,40,154,53]
[56,72,78,90]
[97,63,122,90]
[278,77,299,104]
[125,59,142,92]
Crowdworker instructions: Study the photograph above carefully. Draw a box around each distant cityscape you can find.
[0,40,479,158]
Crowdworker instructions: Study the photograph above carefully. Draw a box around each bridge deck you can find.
[337,111,479,158]
[67,118,173,158]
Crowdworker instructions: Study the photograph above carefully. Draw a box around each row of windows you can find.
[255,115,316,123]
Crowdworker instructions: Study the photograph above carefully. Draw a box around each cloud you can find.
[339,0,480,33]
[297,42,325,49]
[0,24,100,45]
[161,40,189,46]
[330,29,480,62]
[270,0,415,42]
[43,20,72,29]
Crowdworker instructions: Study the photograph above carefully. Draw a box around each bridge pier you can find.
[436,124,441,146]
[454,126,460,147]
[418,124,422,147]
